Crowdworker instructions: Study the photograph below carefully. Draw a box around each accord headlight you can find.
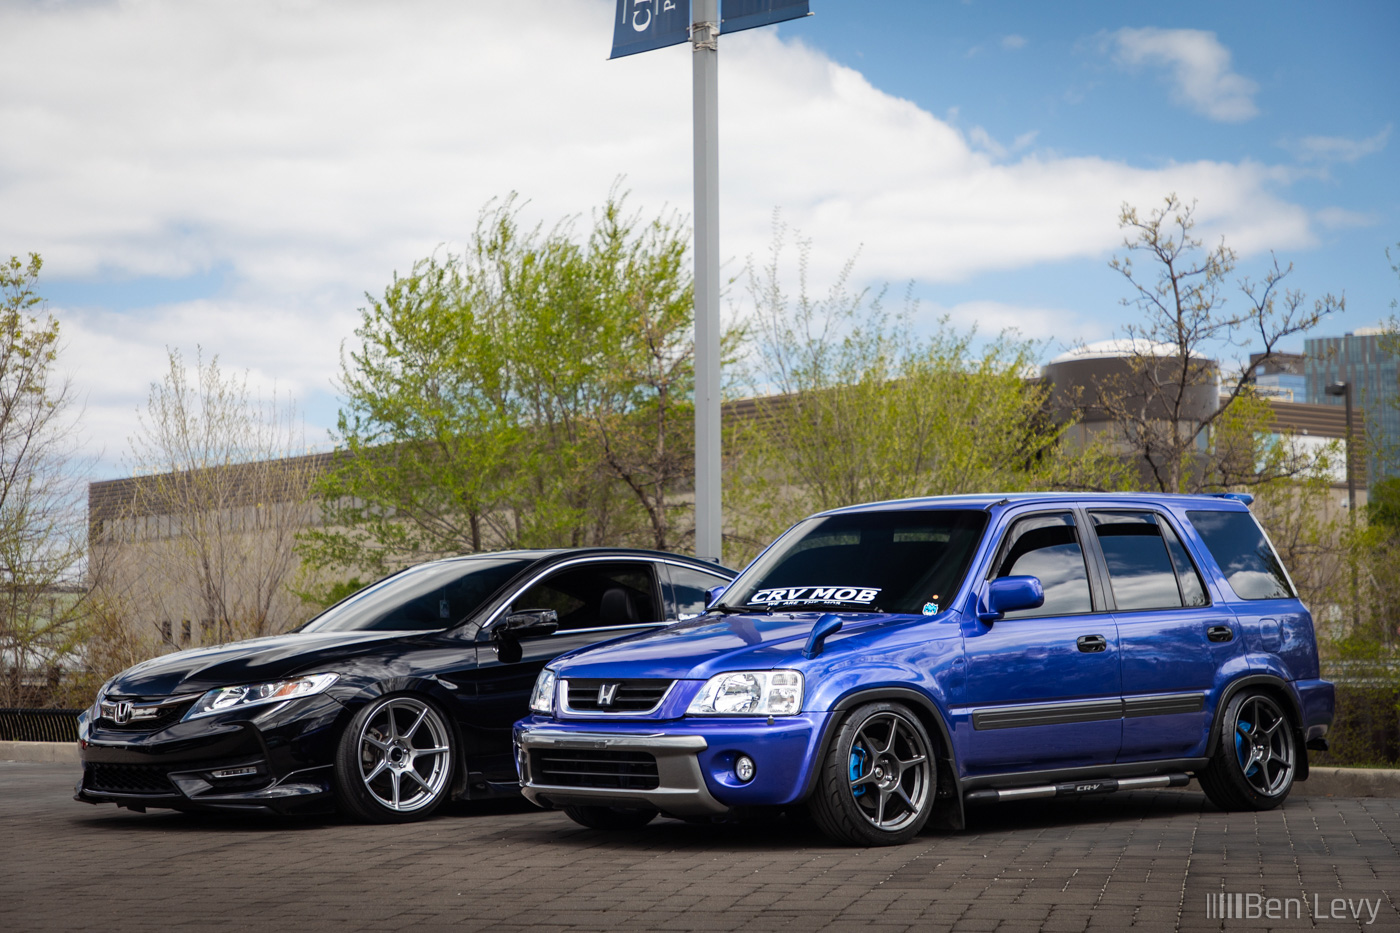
[183,673,340,721]
[686,670,803,716]
[529,669,557,714]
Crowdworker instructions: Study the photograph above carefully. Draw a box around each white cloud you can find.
[1001,35,1027,50]
[1285,126,1392,164]
[1314,207,1377,231]
[1107,27,1259,122]
[930,300,1085,345]
[0,1,1319,472]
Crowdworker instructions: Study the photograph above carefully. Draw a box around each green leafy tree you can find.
[724,227,1121,562]
[301,192,701,581]
[0,254,90,706]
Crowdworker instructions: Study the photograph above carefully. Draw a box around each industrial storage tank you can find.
[1042,339,1219,449]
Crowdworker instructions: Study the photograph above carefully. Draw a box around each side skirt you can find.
[965,772,1190,804]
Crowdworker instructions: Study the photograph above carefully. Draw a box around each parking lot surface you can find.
[2,761,1397,933]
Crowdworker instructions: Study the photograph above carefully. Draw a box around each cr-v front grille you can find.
[529,749,660,790]
[563,679,673,713]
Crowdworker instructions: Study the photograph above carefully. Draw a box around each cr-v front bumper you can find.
[517,731,727,816]
[514,713,829,817]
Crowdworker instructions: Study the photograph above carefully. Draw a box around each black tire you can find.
[562,805,658,830]
[808,701,936,846]
[332,694,456,823]
[1198,690,1296,811]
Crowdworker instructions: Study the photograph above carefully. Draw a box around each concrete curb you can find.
[0,741,79,764]
[1296,766,1400,798]
[2,742,1396,797]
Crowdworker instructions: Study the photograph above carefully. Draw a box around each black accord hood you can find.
[107,630,420,698]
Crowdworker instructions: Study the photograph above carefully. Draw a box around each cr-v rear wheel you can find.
[809,701,935,846]
[1199,690,1296,811]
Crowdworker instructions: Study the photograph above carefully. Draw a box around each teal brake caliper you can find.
[849,746,868,797]
[1235,719,1258,776]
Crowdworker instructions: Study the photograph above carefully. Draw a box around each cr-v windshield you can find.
[300,557,533,633]
[718,509,988,615]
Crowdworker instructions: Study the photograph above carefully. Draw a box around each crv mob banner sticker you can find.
[747,586,881,606]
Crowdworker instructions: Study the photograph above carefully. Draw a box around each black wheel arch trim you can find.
[808,686,965,829]
[1205,674,1309,781]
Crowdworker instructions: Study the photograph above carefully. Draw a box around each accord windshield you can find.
[718,509,987,615]
[299,557,533,633]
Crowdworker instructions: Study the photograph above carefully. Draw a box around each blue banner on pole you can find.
[610,0,692,59]
[720,0,808,34]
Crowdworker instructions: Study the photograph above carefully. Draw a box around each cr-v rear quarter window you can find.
[1185,509,1293,600]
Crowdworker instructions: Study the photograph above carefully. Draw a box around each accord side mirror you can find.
[491,609,559,664]
[704,584,728,608]
[978,576,1044,624]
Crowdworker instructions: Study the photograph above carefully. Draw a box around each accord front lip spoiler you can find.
[517,731,728,817]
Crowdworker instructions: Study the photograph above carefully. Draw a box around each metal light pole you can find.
[691,0,722,564]
[1326,380,1358,627]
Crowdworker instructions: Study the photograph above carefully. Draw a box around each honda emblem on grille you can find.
[597,684,620,708]
[113,701,133,725]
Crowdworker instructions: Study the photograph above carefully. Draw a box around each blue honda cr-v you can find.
[514,494,1335,845]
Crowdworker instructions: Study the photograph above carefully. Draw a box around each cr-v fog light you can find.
[735,755,756,783]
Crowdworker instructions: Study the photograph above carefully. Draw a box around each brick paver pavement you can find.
[2,762,1397,932]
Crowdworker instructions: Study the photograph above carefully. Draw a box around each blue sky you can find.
[2,1,1396,476]
[794,1,1397,326]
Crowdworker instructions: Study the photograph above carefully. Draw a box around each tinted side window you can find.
[1186,510,1294,600]
[995,512,1093,618]
[1090,512,1182,611]
[1160,519,1208,607]
[669,565,731,620]
[511,562,659,631]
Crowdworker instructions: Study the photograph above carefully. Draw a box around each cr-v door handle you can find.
[1076,634,1107,653]
[1207,625,1234,643]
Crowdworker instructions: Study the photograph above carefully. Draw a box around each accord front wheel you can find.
[809,701,935,846]
[333,694,455,823]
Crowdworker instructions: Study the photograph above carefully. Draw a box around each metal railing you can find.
[0,708,82,742]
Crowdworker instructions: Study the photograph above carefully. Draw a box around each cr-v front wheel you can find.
[1199,690,1296,811]
[809,701,935,846]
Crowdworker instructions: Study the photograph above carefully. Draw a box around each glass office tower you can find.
[1305,328,1397,480]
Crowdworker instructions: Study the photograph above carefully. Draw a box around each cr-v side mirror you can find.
[978,576,1045,623]
[704,584,728,608]
[491,609,560,663]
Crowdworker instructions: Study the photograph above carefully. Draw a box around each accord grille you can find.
[97,695,199,732]
[85,764,175,795]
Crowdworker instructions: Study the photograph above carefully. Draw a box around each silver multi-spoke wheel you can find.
[334,694,455,822]
[811,702,937,845]
[1232,694,1294,797]
[846,711,932,832]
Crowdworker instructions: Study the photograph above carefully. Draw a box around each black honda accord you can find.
[76,548,734,822]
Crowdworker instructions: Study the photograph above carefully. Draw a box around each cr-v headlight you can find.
[183,673,339,720]
[686,670,803,716]
[529,669,557,714]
